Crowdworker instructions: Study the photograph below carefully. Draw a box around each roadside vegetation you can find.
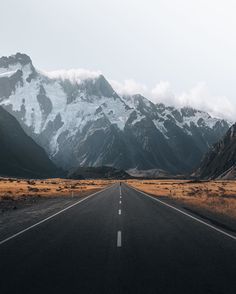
[127,180,236,221]
[0,178,111,200]
[1,177,236,226]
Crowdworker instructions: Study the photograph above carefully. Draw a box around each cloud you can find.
[111,79,236,121]
[42,68,236,122]
[42,68,102,84]
[176,83,235,121]
[150,81,175,105]
[109,79,148,96]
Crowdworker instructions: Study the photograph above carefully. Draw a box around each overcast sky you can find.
[1,0,236,119]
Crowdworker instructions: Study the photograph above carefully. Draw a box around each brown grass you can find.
[0,178,112,200]
[127,179,236,220]
[2,177,236,221]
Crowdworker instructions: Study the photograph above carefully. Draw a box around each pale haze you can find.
[1,0,236,120]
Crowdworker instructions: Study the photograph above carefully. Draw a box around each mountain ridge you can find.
[0,53,230,174]
[0,105,60,178]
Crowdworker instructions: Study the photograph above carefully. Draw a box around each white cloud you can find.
[109,79,148,96]
[41,68,102,84]
[111,79,236,121]
[42,67,236,122]
[150,81,175,105]
[176,83,235,121]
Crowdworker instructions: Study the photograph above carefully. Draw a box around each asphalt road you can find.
[0,183,235,294]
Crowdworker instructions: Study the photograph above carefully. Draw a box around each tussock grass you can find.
[0,178,112,200]
[127,179,236,220]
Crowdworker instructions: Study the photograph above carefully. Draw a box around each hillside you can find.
[195,123,236,179]
[0,106,59,178]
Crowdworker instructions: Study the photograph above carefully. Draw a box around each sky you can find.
[0,0,236,120]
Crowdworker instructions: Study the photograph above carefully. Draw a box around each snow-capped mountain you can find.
[0,53,230,174]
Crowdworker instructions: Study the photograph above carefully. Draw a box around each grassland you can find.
[0,177,111,200]
[127,179,236,221]
[1,177,236,225]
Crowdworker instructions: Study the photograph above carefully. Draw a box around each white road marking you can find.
[130,185,236,241]
[0,185,114,246]
[119,200,122,204]
[117,231,122,247]
[118,209,121,215]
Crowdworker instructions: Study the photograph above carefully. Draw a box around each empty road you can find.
[0,183,235,294]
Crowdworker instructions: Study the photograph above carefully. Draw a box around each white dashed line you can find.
[119,183,122,196]
[117,231,122,247]
[119,200,122,204]
[118,209,121,215]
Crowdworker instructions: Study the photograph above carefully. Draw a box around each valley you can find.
[1,2,236,292]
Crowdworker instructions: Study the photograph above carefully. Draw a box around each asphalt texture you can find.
[0,183,235,294]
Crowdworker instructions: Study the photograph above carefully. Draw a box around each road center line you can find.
[117,231,122,247]
[118,209,121,215]
[119,184,122,196]
[119,200,122,204]
[130,185,236,241]
[0,185,114,246]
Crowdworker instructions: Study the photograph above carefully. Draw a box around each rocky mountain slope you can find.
[195,123,236,179]
[0,105,59,178]
[0,53,230,174]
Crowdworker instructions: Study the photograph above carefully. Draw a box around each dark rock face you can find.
[0,106,59,178]
[195,124,236,179]
[0,53,32,68]
[37,86,53,121]
[0,53,230,175]
[0,70,23,99]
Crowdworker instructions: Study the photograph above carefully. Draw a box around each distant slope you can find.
[195,123,236,179]
[67,166,131,179]
[0,106,59,178]
[127,168,171,179]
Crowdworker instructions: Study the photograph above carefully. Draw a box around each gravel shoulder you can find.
[0,189,101,242]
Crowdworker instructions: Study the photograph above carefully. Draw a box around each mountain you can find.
[68,166,130,179]
[0,105,59,178]
[0,53,230,174]
[195,123,236,179]
[127,168,173,179]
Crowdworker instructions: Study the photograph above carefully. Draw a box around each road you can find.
[0,183,235,294]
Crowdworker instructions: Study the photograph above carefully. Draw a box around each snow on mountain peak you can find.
[0,53,231,172]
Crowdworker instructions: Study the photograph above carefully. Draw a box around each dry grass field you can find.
[1,177,236,223]
[0,177,112,200]
[127,180,236,220]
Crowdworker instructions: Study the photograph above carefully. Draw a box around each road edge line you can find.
[128,184,236,241]
[0,184,114,246]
